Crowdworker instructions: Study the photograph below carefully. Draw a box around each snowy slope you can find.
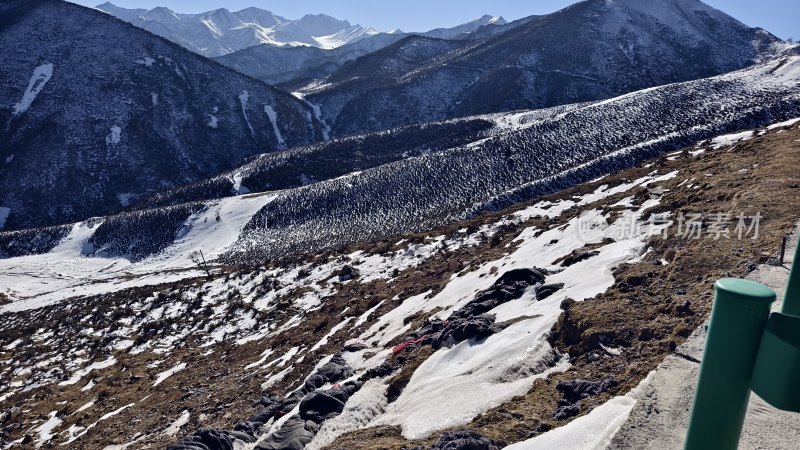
[0,193,275,313]
[0,0,324,230]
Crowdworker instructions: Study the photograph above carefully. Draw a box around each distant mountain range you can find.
[95,2,382,56]
[0,0,325,230]
[212,15,511,86]
[297,0,785,136]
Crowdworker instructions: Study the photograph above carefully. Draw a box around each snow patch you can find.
[135,57,155,67]
[117,193,135,207]
[153,362,186,386]
[231,172,251,195]
[239,91,255,137]
[59,356,116,386]
[163,410,191,436]
[12,63,53,117]
[0,207,10,229]
[711,130,754,149]
[106,126,122,145]
[767,117,800,130]
[264,105,285,148]
[34,411,62,447]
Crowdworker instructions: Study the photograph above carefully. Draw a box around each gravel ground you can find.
[609,222,800,450]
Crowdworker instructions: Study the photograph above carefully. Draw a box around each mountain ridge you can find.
[96,2,380,56]
[0,0,325,231]
[298,0,784,136]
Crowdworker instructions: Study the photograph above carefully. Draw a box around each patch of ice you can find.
[504,372,655,450]
[12,63,53,117]
[307,379,389,449]
[372,319,569,439]
[153,362,186,386]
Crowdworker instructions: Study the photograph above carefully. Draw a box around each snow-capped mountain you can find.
[215,15,512,90]
[0,0,325,231]
[213,16,514,87]
[95,2,380,56]
[422,14,507,40]
[299,0,785,136]
[213,34,408,87]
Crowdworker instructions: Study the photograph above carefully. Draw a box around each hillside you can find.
[0,0,325,230]
[299,0,785,136]
[0,118,797,449]
[1,53,798,312]
[0,53,796,273]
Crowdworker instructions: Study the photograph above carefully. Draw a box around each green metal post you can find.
[684,278,776,450]
[781,237,800,316]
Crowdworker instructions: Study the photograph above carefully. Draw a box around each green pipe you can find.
[781,236,800,316]
[684,278,776,450]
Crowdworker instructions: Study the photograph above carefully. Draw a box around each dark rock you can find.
[360,360,399,380]
[554,403,581,420]
[556,379,619,404]
[314,355,354,383]
[450,268,546,319]
[535,283,565,300]
[255,417,319,450]
[342,341,369,352]
[167,428,234,450]
[338,265,360,281]
[429,430,505,450]
[429,314,498,349]
[560,250,600,267]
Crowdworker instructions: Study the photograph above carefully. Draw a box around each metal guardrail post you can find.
[684,278,776,450]
[781,237,800,316]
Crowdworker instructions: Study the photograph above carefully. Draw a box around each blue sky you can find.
[72,0,799,39]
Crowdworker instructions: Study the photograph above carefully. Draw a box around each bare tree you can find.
[190,250,212,280]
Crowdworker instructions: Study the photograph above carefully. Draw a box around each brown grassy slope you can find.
[325,126,800,448]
